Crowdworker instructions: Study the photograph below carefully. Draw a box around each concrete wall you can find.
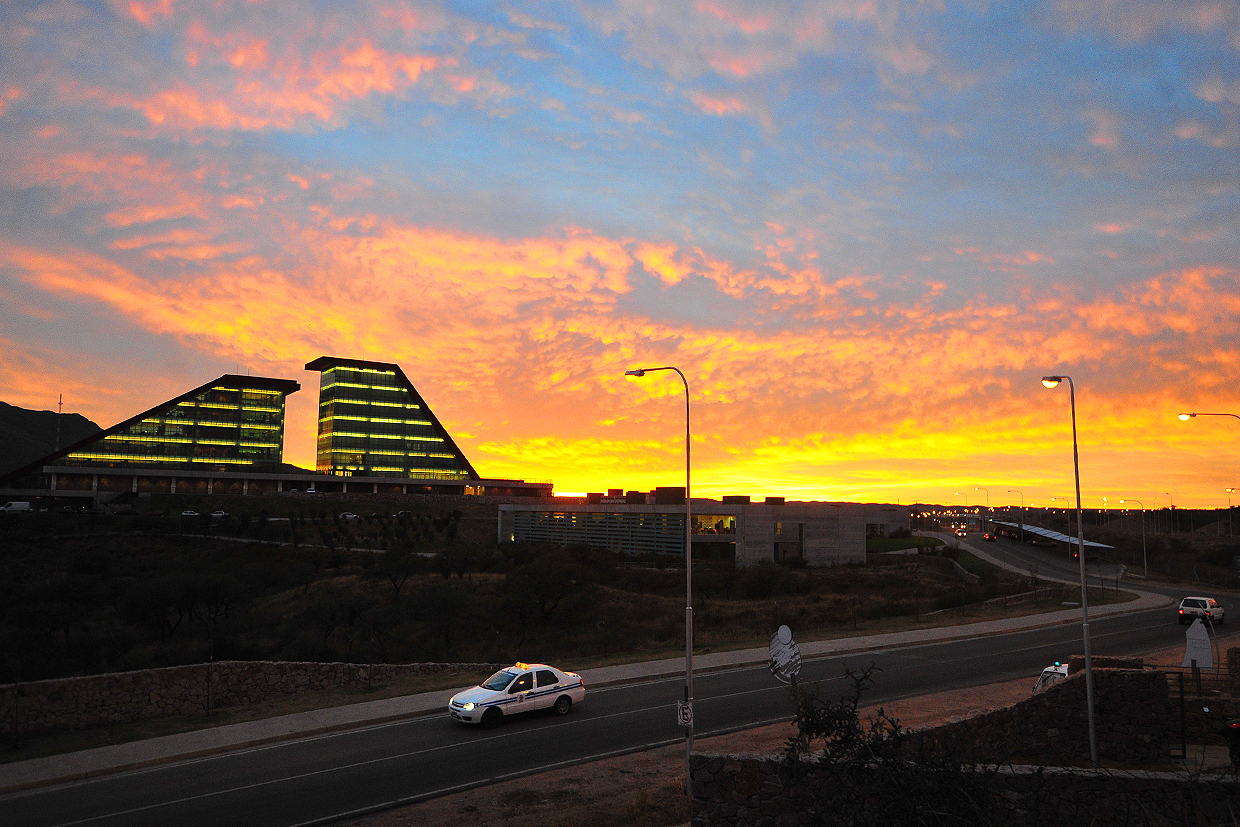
[0,660,504,734]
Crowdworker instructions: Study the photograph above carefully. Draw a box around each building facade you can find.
[305,357,478,481]
[0,364,552,502]
[5,375,300,478]
[498,499,910,567]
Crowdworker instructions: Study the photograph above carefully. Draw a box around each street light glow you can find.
[1178,411,1240,421]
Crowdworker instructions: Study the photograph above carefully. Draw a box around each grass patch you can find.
[0,667,494,765]
[866,535,943,554]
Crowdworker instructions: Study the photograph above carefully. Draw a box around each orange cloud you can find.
[690,91,748,116]
[707,51,773,77]
[126,0,176,27]
[695,1,772,34]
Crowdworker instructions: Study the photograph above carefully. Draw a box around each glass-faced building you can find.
[52,376,300,473]
[305,357,478,481]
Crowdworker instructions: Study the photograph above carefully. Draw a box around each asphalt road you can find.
[3,537,1221,827]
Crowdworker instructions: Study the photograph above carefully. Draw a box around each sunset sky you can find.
[2,1,1238,509]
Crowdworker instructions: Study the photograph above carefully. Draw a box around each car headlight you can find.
[461,702,475,711]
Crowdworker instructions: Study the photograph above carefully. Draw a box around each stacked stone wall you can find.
[690,756,1240,827]
[690,668,1231,825]
[922,668,1170,765]
[0,661,504,734]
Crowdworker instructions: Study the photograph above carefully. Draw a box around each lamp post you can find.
[1049,496,1071,557]
[1008,490,1025,543]
[1041,375,1098,766]
[1120,499,1146,578]
[625,365,693,794]
[1229,489,1236,538]
[1166,492,1174,535]
[976,487,989,532]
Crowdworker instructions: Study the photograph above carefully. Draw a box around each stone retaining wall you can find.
[690,668,1226,825]
[0,661,505,734]
[921,668,1170,765]
[690,755,1240,827]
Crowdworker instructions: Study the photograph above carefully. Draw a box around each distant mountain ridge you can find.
[0,401,102,477]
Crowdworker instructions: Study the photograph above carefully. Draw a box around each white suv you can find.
[1178,596,1225,625]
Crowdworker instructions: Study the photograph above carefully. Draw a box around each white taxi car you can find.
[1032,662,1069,693]
[448,662,584,727]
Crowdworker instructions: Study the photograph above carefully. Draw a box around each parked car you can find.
[1178,596,1225,625]
[339,512,360,521]
[1033,662,1069,693]
[448,662,585,727]
[181,510,199,517]
[210,510,228,518]
[0,501,32,513]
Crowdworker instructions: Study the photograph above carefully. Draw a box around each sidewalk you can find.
[0,586,1170,795]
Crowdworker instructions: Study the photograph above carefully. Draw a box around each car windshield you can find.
[481,670,518,691]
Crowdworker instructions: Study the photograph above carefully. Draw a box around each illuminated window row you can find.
[320,381,402,391]
[105,434,193,444]
[368,401,421,409]
[327,449,457,459]
[320,415,432,426]
[139,418,279,431]
[329,431,444,442]
[198,439,279,448]
[177,401,283,413]
[66,453,190,463]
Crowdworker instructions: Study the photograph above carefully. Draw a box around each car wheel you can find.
[553,695,572,716]
[481,708,502,728]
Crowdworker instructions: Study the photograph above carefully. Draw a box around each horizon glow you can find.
[1,1,1238,508]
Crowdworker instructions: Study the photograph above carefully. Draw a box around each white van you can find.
[0,502,33,513]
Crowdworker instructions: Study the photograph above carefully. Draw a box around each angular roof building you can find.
[304,356,478,481]
[0,361,550,501]
[3,374,301,478]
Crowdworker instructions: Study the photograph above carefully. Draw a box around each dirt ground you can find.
[341,642,1236,827]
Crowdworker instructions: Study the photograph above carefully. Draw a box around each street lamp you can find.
[1179,412,1240,421]
[1120,499,1147,578]
[625,366,693,793]
[1008,489,1025,543]
[1228,488,1236,539]
[976,487,989,531]
[1041,374,1098,766]
[1166,492,1174,535]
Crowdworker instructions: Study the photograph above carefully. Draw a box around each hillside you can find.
[0,400,101,477]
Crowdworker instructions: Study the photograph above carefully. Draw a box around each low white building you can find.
[497,497,909,567]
